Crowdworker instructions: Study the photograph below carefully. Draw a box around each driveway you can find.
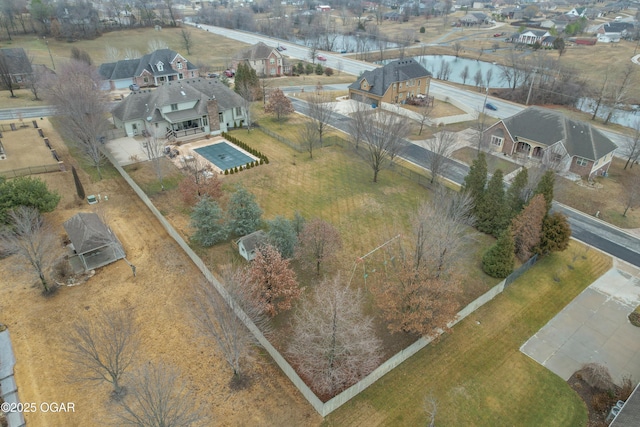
[521,264,640,385]
[105,136,149,166]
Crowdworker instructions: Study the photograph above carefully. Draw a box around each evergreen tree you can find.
[292,211,306,236]
[0,176,60,224]
[72,166,86,200]
[507,167,528,217]
[234,63,259,96]
[227,187,263,236]
[462,153,488,215]
[536,212,571,255]
[512,194,547,261]
[482,229,515,278]
[190,197,228,246]
[315,64,323,75]
[475,169,509,237]
[267,215,298,259]
[534,170,555,213]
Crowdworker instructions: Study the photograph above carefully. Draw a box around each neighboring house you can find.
[459,12,490,26]
[236,230,268,261]
[517,30,551,44]
[483,107,618,179]
[111,78,246,139]
[98,48,198,90]
[0,48,33,87]
[500,6,524,20]
[566,7,587,17]
[596,21,634,42]
[233,42,290,77]
[63,212,126,272]
[348,58,432,107]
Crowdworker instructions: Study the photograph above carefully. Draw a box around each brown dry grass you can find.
[0,124,321,427]
[555,157,640,229]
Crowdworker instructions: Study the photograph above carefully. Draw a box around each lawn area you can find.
[452,146,521,176]
[555,157,640,230]
[323,242,612,426]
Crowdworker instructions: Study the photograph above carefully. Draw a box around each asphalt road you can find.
[289,97,640,267]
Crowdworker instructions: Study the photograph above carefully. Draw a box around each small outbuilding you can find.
[63,212,126,272]
[236,230,267,261]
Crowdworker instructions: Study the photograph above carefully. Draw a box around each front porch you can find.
[513,141,545,160]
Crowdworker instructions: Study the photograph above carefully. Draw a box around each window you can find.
[177,62,183,69]
[270,68,276,75]
[270,58,275,64]
[179,73,183,79]
[143,77,149,83]
[219,112,223,123]
[399,82,403,89]
[491,135,503,147]
[417,80,420,86]
[202,116,208,127]
[576,157,588,166]
[157,62,164,71]
[393,84,397,91]
[235,107,242,116]
[171,104,178,111]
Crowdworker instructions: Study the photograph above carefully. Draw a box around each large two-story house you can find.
[99,49,198,90]
[483,107,618,180]
[233,42,290,77]
[0,48,33,87]
[111,78,246,139]
[348,59,432,107]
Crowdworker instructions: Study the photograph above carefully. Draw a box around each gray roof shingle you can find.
[348,58,431,97]
[0,48,32,75]
[99,49,194,81]
[501,107,618,161]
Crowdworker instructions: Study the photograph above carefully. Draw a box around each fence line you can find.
[102,144,540,417]
[0,163,64,178]
[505,254,538,288]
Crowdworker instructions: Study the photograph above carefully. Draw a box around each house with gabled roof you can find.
[111,78,246,139]
[98,48,198,90]
[348,58,431,107]
[566,7,587,17]
[0,48,33,87]
[483,107,618,179]
[232,42,291,77]
[517,30,551,45]
[236,230,268,261]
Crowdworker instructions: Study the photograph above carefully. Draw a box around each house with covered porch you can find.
[111,78,246,140]
[483,107,618,180]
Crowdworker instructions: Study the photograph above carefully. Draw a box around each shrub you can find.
[225,169,229,175]
[260,159,264,165]
[230,169,234,174]
[234,166,238,173]
[591,392,611,413]
[420,26,425,33]
[324,67,334,76]
[619,376,635,401]
[581,363,614,391]
[629,306,640,327]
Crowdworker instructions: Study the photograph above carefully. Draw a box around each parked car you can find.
[317,54,327,61]
[485,102,498,111]
[207,72,219,78]
[493,33,503,37]
[276,45,287,51]
[224,69,235,78]
[129,83,140,91]
[87,195,98,205]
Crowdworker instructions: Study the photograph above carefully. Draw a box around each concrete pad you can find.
[105,136,148,166]
[521,267,640,385]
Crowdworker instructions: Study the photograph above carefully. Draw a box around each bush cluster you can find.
[220,132,270,175]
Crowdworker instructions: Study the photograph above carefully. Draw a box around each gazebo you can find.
[63,212,125,272]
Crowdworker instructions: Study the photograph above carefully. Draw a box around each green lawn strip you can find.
[453,146,520,175]
[323,244,611,426]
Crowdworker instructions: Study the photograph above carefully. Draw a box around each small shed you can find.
[236,230,267,261]
[63,212,126,272]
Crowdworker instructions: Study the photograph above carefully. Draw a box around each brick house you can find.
[111,78,246,139]
[348,58,432,107]
[233,42,290,77]
[483,107,618,180]
[99,49,198,90]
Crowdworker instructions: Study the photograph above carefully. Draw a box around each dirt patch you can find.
[0,129,321,426]
[0,119,60,174]
[568,370,633,427]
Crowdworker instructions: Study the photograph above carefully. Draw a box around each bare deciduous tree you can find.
[178,154,223,206]
[0,206,59,294]
[235,79,259,132]
[452,42,462,57]
[42,60,110,179]
[425,128,456,184]
[115,363,207,427]
[193,268,268,381]
[623,120,640,170]
[621,172,640,217]
[417,102,433,136]
[264,88,293,122]
[347,100,369,150]
[287,276,382,397]
[298,120,320,158]
[360,110,409,183]
[141,129,166,190]
[603,64,635,125]
[295,218,342,276]
[307,92,335,147]
[66,309,139,398]
[0,52,16,98]
[181,29,193,55]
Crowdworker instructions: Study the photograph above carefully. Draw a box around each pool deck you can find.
[169,136,258,173]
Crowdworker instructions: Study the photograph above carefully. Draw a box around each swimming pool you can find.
[194,142,254,171]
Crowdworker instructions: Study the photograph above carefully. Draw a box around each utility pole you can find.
[526,69,537,106]
[44,37,55,70]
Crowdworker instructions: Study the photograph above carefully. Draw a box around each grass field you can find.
[323,242,612,426]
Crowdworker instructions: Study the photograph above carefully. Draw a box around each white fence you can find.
[103,147,532,417]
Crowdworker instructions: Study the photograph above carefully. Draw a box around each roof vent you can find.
[180,90,186,96]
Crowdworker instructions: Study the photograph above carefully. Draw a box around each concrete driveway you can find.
[105,136,150,166]
[521,264,640,385]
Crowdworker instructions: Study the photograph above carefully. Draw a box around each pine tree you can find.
[507,167,528,217]
[482,229,515,278]
[475,169,509,237]
[462,152,488,215]
[534,170,555,213]
[190,197,228,246]
[536,212,571,255]
[227,186,263,236]
[267,215,298,259]
[72,166,85,200]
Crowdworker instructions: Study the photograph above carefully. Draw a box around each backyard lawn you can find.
[323,243,612,426]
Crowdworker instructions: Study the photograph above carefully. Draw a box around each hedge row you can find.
[221,132,269,175]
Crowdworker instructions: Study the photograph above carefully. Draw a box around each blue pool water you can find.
[194,142,254,171]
